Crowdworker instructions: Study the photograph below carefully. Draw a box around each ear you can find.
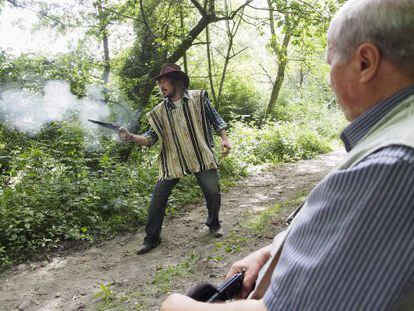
[356,43,381,83]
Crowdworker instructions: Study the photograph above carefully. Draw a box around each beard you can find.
[160,87,182,100]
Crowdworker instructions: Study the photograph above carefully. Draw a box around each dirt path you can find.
[0,149,345,311]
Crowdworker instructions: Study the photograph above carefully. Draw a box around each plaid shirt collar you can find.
[341,84,414,152]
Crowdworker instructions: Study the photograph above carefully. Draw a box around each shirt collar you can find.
[340,84,414,152]
[165,90,189,109]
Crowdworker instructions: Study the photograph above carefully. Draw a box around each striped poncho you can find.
[147,90,218,180]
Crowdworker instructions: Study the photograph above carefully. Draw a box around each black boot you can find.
[137,239,160,255]
[209,226,223,238]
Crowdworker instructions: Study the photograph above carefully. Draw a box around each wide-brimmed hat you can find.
[152,63,189,88]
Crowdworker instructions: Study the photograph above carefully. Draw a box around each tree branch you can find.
[190,0,206,16]
[260,64,275,86]
[248,1,328,20]
[228,0,253,19]
[6,0,69,29]
[229,46,248,60]
[5,0,102,30]
[139,0,156,38]
[101,5,140,22]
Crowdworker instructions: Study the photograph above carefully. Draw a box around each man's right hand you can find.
[225,245,271,299]
[118,127,132,142]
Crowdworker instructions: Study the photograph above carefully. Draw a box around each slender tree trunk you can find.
[179,2,188,74]
[216,44,231,110]
[102,33,110,85]
[97,0,110,85]
[206,24,218,107]
[217,0,239,109]
[266,58,287,118]
[265,0,292,119]
[265,31,291,119]
[299,66,304,87]
[216,0,231,109]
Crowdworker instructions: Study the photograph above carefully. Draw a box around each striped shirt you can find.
[264,85,414,310]
[143,91,227,147]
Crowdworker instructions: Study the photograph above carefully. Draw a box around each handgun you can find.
[87,119,120,131]
[187,271,245,303]
[207,271,245,302]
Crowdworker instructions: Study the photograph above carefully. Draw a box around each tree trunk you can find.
[97,0,110,84]
[299,66,304,87]
[265,0,292,119]
[206,24,218,107]
[217,1,244,109]
[101,33,110,85]
[265,30,291,119]
[265,57,288,118]
[179,2,188,74]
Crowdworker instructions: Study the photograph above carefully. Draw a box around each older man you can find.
[161,0,414,310]
[120,64,231,254]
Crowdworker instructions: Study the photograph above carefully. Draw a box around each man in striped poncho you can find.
[119,64,231,255]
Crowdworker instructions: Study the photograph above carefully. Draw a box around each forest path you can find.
[0,149,346,311]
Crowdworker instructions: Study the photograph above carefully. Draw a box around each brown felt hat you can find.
[152,63,189,88]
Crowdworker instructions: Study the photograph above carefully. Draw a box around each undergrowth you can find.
[0,102,343,268]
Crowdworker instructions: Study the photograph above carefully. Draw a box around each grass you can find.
[246,191,308,235]
[152,251,199,294]
[96,251,199,309]
[94,283,115,304]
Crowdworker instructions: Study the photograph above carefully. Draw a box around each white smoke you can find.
[0,80,114,145]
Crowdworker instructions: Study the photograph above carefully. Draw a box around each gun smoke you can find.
[0,80,116,146]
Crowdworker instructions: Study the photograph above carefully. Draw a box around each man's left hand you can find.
[160,293,198,311]
[161,292,268,311]
[221,139,232,157]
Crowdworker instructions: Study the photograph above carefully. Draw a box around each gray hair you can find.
[328,0,414,76]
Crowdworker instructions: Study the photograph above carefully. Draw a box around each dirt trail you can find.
[0,149,346,311]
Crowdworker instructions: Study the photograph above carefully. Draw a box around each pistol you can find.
[87,119,120,131]
[187,271,245,302]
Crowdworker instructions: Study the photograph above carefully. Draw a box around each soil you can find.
[0,149,346,311]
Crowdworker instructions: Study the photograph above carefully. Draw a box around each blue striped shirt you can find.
[264,85,414,310]
[143,91,227,147]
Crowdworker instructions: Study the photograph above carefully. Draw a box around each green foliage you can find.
[0,122,156,266]
[247,203,282,234]
[228,120,332,166]
[212,233,249,255]
[0,49,97,95]
[95,283,115,303]
[218,74,262,122]
[271,74,345,140]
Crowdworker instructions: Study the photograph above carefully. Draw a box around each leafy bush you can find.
[190,73,262,123]
[218,75,262,122]
[227,120,333,166]
[0,49,97,95]
[0,123,156,266]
